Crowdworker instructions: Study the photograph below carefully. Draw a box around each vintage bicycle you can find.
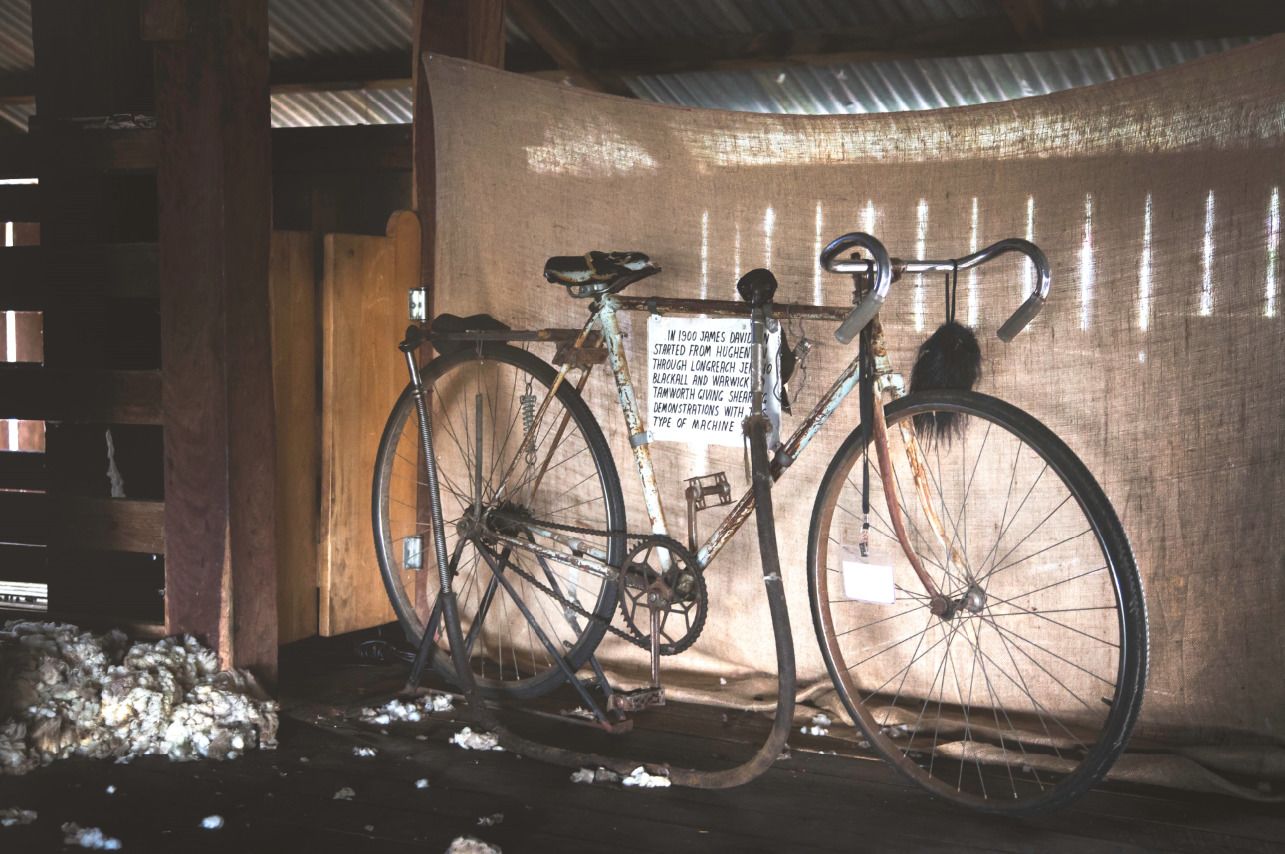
[372,231,1148,814]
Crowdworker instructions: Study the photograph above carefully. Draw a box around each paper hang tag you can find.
[841,550,896,605]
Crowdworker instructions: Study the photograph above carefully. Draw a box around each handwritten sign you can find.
[646,315,780,447]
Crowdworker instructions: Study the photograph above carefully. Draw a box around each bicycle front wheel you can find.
[808,390,1147,814]
[373,343,626,699]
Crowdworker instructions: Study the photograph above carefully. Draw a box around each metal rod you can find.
[614,294,851,322]
[475,545,612,725]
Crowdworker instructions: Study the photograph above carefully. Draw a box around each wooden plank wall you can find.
[0,0,167,630]
[270,231,319,644]
[319,210,420,636]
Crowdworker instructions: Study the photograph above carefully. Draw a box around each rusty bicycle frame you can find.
[403,231,1051,788]
[457,234,1050,604]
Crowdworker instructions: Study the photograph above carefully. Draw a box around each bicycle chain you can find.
[482,510,704,648]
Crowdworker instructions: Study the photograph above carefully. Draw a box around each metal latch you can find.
[408,288,428,322]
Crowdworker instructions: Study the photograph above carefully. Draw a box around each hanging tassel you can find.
[909,264,980,442]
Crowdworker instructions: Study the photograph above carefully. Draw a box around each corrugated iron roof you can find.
[625,39,1254,114]
[0,0,1265,132]
[0,0,30,73]
[268,0,412,60]
[272,85,412,127]
[547,0,994,42]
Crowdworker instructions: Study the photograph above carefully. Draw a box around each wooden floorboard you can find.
[1,645,1281,853]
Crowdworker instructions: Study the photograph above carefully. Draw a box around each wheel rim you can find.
[813,394,1138,812]
[375,348,621,695]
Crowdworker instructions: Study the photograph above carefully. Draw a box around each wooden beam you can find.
[0,493,164,553]
[152,0,277,677]
[0,243,158,310]
[3,125,414,181]
[0,365,161,424]
[0,543,45,579]
[272,125,412,173]
[0,134,35,178]
[505,0,630,95]
[270,51,412,91]
[0,183,39,221]
[998,0,1047,42]
[0,450,46,491]
[574,5,1285,77]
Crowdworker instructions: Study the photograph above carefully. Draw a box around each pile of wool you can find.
[0,621,278,775]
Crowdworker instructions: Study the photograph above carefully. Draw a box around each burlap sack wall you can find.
[423,38,1285,743]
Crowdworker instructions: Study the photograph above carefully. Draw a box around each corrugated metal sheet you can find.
[0,0,29,73]
[0,100,30,132]
[626,39,1254,114]
[0,0,1263,131]
[268,0,412,59]
[272,86,412,127]
[548,0,995,42]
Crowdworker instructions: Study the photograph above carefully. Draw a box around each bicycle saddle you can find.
[544,251,660,298]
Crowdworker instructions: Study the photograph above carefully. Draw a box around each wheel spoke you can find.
[813,395,1143,811]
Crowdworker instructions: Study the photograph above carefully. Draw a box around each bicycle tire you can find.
[373,342,627,699]
[808,389,1148,814]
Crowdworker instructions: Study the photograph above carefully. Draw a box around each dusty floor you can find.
[2,635,1283,853]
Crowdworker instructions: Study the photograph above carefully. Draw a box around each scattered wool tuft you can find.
[0,621,278,775]
[415,778,430,789]
[1,807,37,826]
[449,727,503,751]
[61,823,122,850]
[622,766,671,788]
[570,767,620,785]
[357,692,453,726]
[446,836,502,854]
[200,815,223,830]
[476,813,503,827]
[333,787,356,801]
[352,746,377,758]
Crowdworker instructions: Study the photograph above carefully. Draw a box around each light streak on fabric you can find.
[1139,194,1153,331]
[813,202,824,305]
[915,199,928,332]
[1267,187,1280,318]
[1080,194,1094,331]
[700,211,710,301]
[1200,190,1215,316]
[968,197,979,327]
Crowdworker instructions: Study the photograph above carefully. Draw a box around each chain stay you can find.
[482,510,701,647]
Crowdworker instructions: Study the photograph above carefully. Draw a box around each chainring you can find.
[616,536,708,656]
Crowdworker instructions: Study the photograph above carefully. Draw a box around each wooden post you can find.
[152,0,277,679]
[412,0,506,299]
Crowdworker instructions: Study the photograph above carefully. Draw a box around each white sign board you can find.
[646,315,780,447]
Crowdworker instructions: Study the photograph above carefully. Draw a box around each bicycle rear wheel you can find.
[808,390,1147,814]
[373,343,626,699]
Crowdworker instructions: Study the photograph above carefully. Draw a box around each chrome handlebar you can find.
[822,233,1051,344]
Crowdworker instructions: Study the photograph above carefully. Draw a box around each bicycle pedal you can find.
[684,472,732,510]
[610,687,665,713]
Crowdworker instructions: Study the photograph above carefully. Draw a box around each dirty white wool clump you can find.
[447,836,502,854]
[1,807,37,826]
[449,727,503,751]
[622,766,671,788]
[358,692,452,726]
[0,621,278,775]
[61,822,122,850]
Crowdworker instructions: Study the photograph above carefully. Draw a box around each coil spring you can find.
[520,384,537,465]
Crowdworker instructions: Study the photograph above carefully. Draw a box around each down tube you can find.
[695,353,863,569]
[596,296,674,541]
